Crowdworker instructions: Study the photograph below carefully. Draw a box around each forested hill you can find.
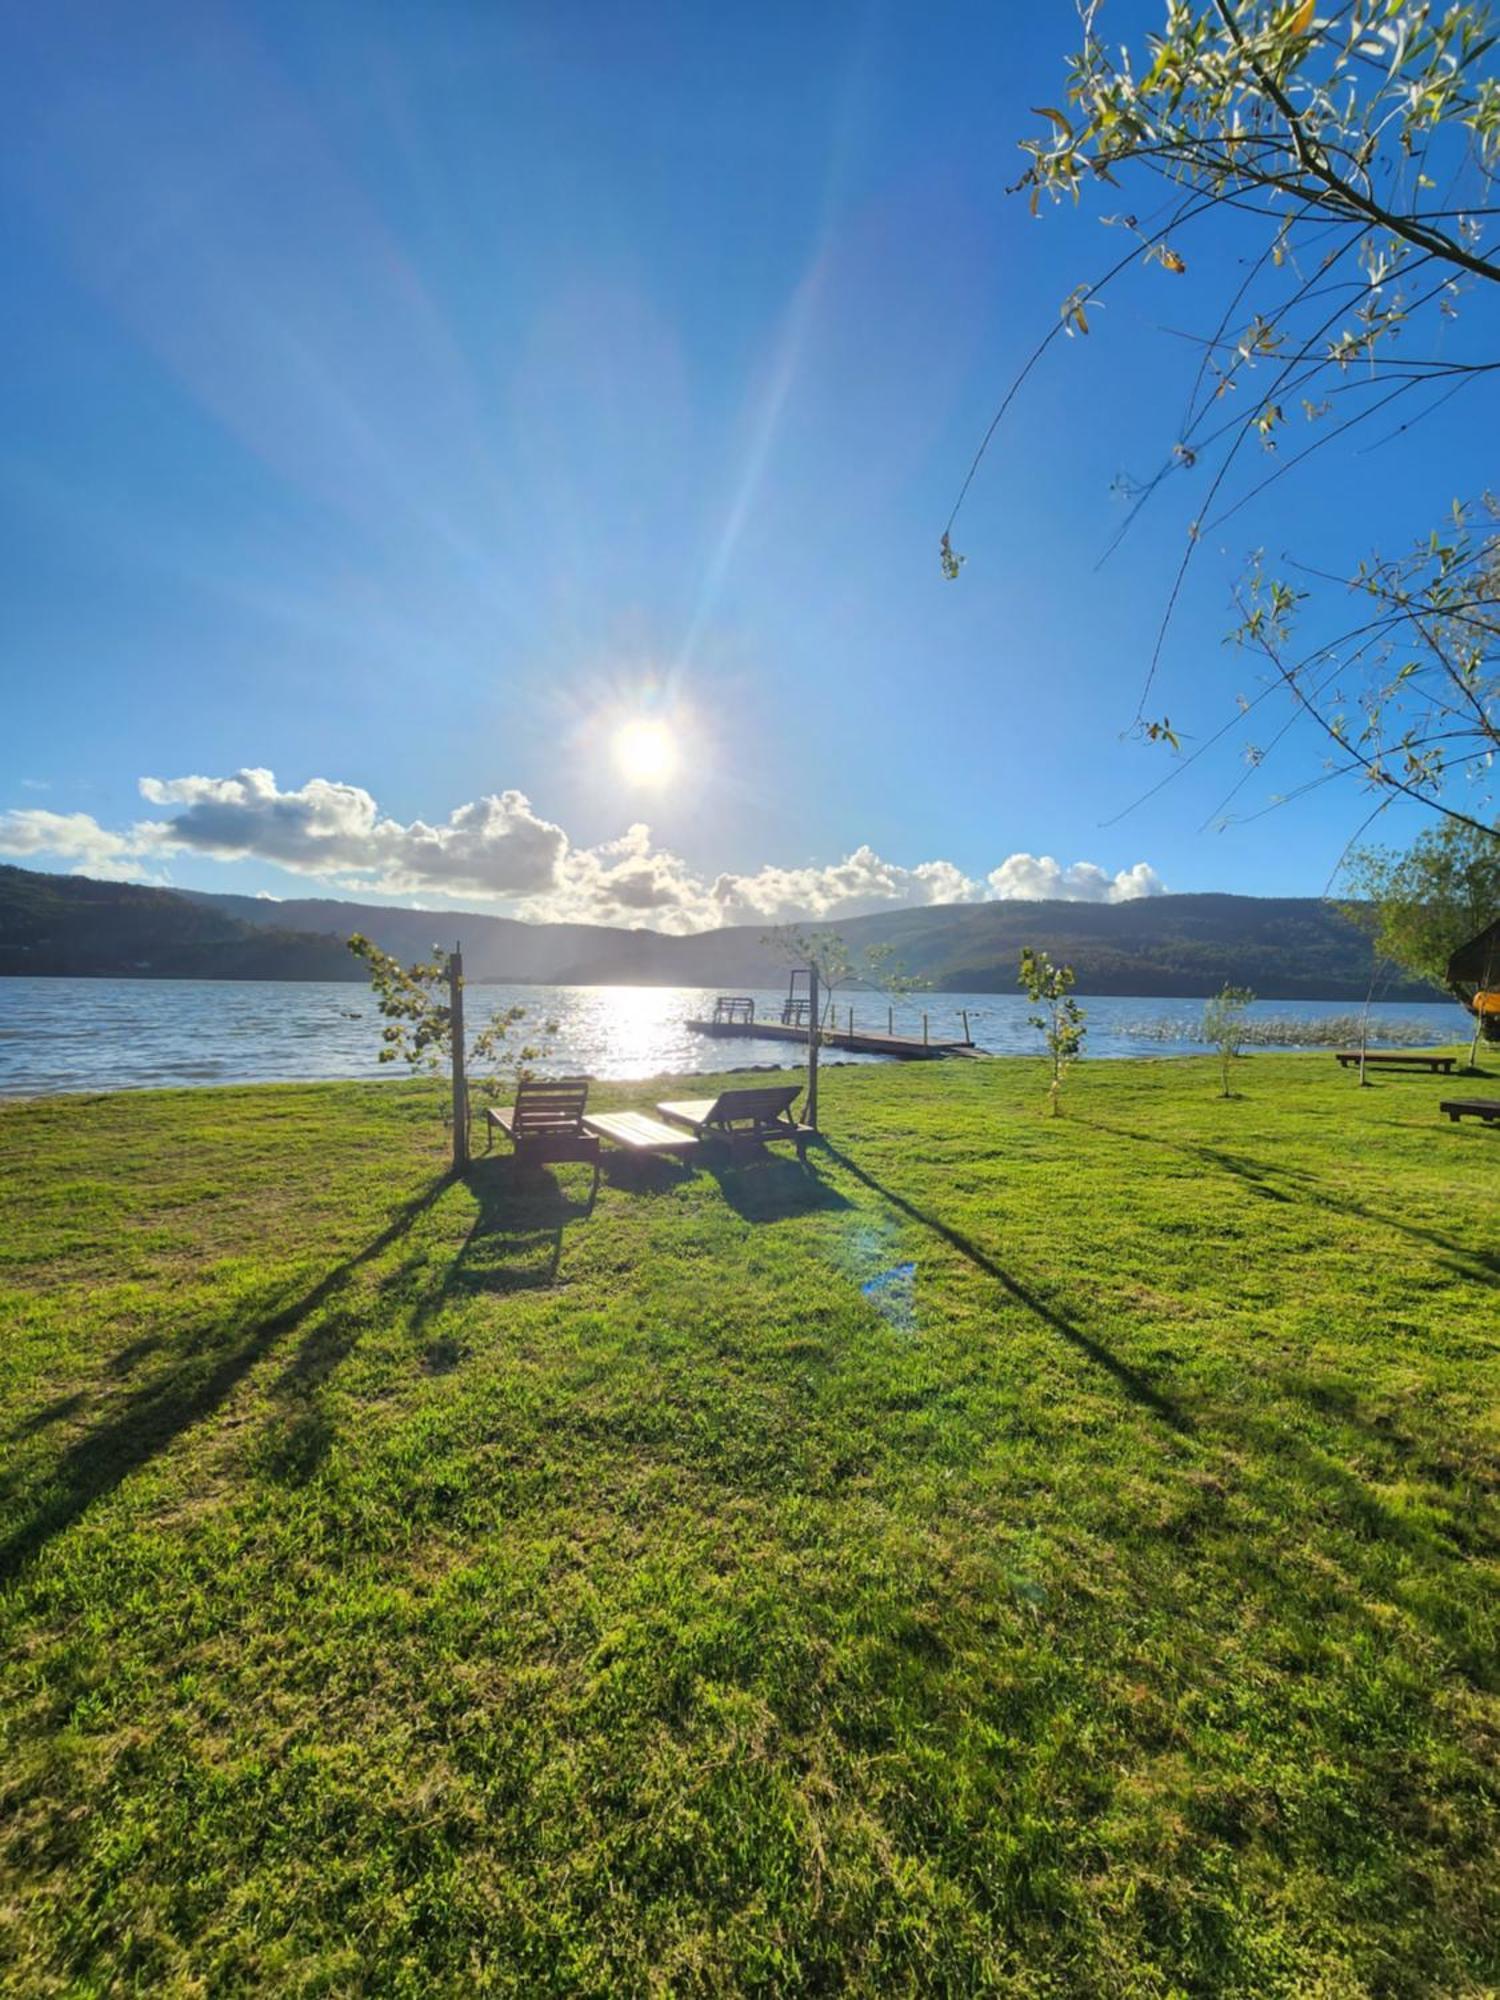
[535,895,1439,997]
[0,866,355,981]
[0,864,1440,998]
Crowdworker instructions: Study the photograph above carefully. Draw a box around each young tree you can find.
[947,2,1500,836]
[766,925,928,1130]
[1343,815,1500,987]
[1202,982,1255,1095]
[1019,946,1086,1114]
[773,927,926,1023]
[348,935,555,1170]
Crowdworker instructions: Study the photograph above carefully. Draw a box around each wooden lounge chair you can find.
[485,1078,601,1182]
[655,1085,814,1162]
[1439,1098,1500,1126]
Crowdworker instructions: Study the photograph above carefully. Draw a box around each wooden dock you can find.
[685,1015,975,1061]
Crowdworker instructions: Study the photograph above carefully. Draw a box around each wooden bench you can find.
[1334,1052,1456,1073]
[1439,1098,1500,1125]
[582,1109,701,1159]
[485,1078,601,1180]
[656,1085,814,1162]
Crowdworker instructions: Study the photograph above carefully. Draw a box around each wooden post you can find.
[848,1005,854,1037]
[888,1005,893,1035]
[806,962,819,1132]
[923,1012,929,1045]
[961,1008,970,1044]
[1472,938,1499,1072]
[449,942,468,1173]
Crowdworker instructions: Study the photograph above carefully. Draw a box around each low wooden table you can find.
[1334,1052,1456,1073]
[582,1110,701,1158]
[1439,1098,1500,1125]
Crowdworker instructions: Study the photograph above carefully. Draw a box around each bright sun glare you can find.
[613,718,678,786]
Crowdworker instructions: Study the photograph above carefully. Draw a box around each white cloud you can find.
[137,768,566,899]
[1,770,1167,929]
[0,809,152,881]
[709,845,980,928]
[525,822,721,933]
[986,853,1165,904]
[516,834,984,935]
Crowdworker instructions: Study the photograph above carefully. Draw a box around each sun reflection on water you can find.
[0,979,1472,1098]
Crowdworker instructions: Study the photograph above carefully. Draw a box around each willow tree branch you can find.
[1210,0,1500,286]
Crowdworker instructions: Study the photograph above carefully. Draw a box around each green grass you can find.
[1,1054,1496,1997]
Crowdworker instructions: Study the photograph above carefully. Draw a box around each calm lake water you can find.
[0,978,1471,1098]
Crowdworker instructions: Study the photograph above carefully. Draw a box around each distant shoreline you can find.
[0,969,1450,1003]
[0,864,1445,1002]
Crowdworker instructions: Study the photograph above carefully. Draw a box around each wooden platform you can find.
[685,1016,972,1061]
[1439,1098,1500,1125]
[1334,1051,1456,1073]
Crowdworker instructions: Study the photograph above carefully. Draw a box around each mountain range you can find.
[0,862,1438,999]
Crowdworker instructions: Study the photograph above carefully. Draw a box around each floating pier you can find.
[686,995,977,1062]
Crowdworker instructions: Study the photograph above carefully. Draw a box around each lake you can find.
[0,978,1472,1098]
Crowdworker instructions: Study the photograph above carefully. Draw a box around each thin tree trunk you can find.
[1357,953,1378,1088]
[450,943,469,1173]
[806,963,819,1132]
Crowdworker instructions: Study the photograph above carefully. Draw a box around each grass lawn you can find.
[1,1052,1496,1996]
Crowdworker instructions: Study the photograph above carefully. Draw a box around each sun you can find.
[613,717,678,786]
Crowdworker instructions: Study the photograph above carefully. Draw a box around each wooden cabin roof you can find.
[1447,917,1500,985]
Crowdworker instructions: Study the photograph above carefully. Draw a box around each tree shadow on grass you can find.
[106,1336,162,1378]
[825,1144,1491,1688]
[820,1143,1189,1432]
[261,1158,601,1483]
[13,1392,88,1437]
[0,1175,450,1585]
[437,1156,596,1304]
[1082,1118,1499,1284]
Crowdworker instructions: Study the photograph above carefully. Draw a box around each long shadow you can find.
[711,1150,852,1224]
[600,1154,696,1196]
[13,1392,87,1438]
[821,1143,1190,1431]
[431,1156,595,1310]
[1082,1117,1499,1283]
[0,1175,449,1585]
[263,1157,600,1483]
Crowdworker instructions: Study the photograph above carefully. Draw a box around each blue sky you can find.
[1,0,1492,930]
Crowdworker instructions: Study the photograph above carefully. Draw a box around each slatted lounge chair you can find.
[655,1085,814,1162]
[486,1078,601,1182]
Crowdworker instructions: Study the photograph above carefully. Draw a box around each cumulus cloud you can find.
[137,768,566,899]
[0,769,1167,929]
[515,835,985,934]
[986,852,1165,904]
[532,822,721,932]
[709,845,981,928]
[0,809,153,881]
